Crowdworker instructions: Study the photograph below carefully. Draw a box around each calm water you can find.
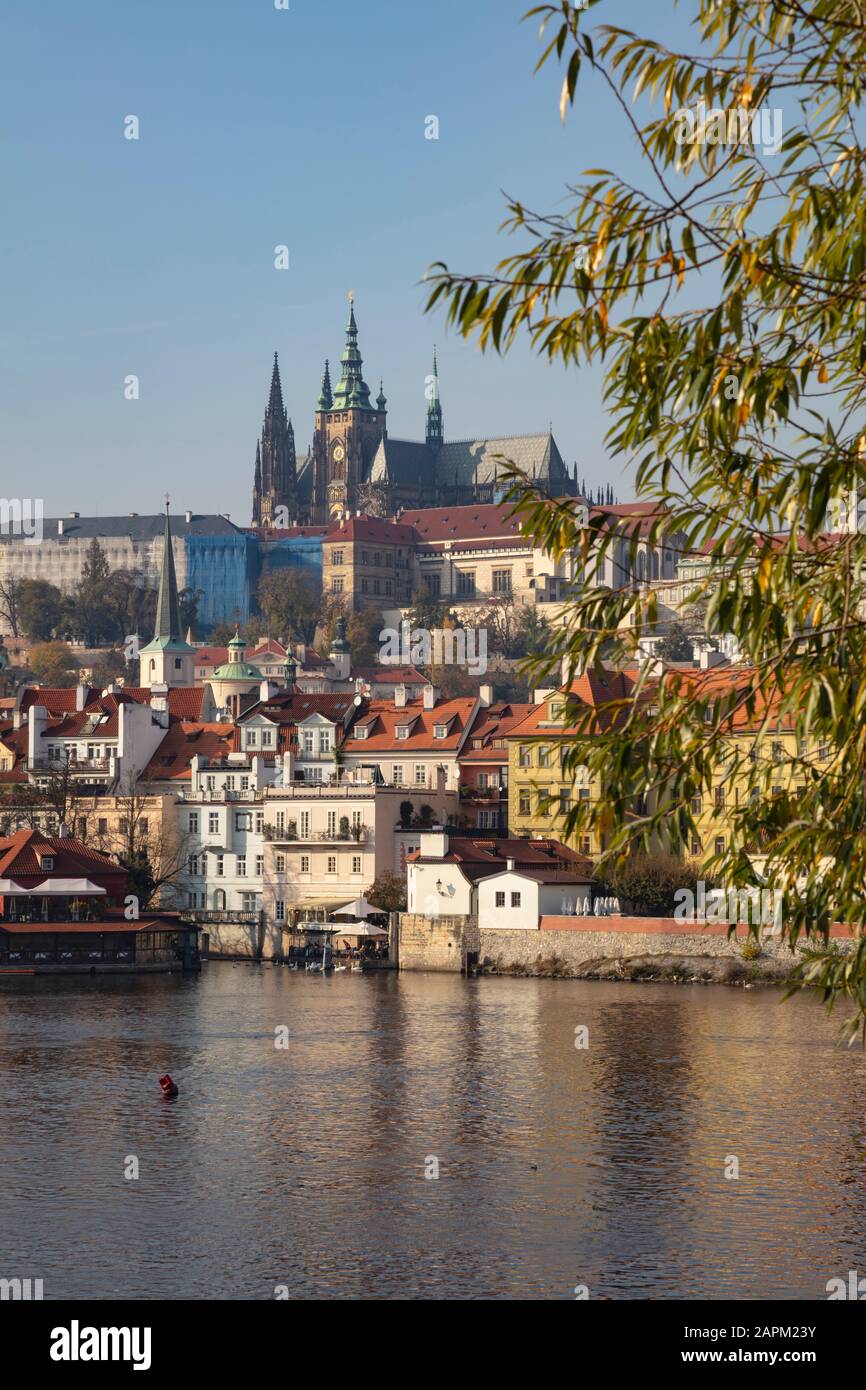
[1,965,864,1300]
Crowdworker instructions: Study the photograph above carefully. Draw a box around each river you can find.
[1,965,864,1300]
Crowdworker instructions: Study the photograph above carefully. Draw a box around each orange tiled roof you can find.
[343,697,475,754]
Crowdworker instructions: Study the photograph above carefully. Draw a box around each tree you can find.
[0,576,22,637]
[74,539,114,645]
[28,641,77,686]
[655,623,694,663]
[17,579,65,641]
[96,780,190,909]
[258,571,320,645]
[366,870,407,914]
[426,2,866,1030]
[600,853,705,918]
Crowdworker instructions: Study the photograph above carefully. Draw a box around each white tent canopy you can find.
[335,922,387,939]
[0,878,107,897]
[332,897,380,920]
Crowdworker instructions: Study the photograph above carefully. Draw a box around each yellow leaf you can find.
[737,400,751,428]
[757,554,772,594]
[598,301,608,332]
[560,77,570,124]
[818,363,828,384]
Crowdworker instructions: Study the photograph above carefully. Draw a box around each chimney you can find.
[185,510,193,524]
[68,511,79,518]
[506,857,515,872]
[422,684,438,710]
[394,683,407,709]
[75,681,89,711]
[478,684,494,708]
[149,682,170,728]
[57,519,64,536]
[699,647,727,670]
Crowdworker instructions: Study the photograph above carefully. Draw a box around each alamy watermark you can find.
[673,99,783,157]
[674,880,783,931]
[379,621,488,676]
[0,498,43,545]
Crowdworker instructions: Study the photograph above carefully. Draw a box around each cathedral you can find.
[251,296,577,527]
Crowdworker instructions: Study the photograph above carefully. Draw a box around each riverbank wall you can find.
[395,913,853,983]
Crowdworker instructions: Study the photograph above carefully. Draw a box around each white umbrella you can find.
[332,897,378,919]
[335,922,387,938]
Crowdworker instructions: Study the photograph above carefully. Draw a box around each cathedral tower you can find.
[425,347,444,450]
[311,295,387,522]
[139,502,196,689]
[252,353,297,527]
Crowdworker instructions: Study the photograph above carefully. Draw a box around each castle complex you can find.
[251,296,578,526]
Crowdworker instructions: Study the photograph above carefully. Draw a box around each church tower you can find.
[252,353,297,527]
[425,347,444,450]
[139,502,196,689]
[311,296,387,522]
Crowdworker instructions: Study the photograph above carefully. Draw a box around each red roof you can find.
[325,515,418,545]
[408,835,590,881]
[143,723,238,781]
[343,696,475,754]
[508,672,639,737]
[399,503,522,544]
[0,829,126,885]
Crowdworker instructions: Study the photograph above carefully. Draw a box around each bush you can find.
[600,852,705,917]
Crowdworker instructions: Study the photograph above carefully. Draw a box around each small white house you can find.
[477,864,592,931]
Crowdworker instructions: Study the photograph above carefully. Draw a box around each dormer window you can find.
[356,726,369,739]
[38,855,54,872]
[434,725,449,740]
[396,726,409,740]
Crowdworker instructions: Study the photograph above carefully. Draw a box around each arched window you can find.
[213,889,226,911]
[651,550,659,580]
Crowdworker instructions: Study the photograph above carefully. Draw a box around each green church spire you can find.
[153,500,184,641]
[317,359,333,412]
[331,293,374,411]
[426,346,444,449]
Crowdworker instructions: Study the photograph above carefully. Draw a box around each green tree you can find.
[17,579,65,641]
[366,870,407,914]
[655,623,695,663]
[28,640,77,686]
[258,571,320,645]
[426,1,866,1030]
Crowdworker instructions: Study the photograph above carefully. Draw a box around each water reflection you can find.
[0,968,864,1299]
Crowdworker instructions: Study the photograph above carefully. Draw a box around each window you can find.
[691,838,702,856]
[275,811,285,833]
[433,724,448,739]
[275,854,285,872]
[319,730,331,754]
[240,776,249,792]
[237,856,247,877]
[236,813,252,831]
[352,856,362,874]
[327,811,337,837]
[327,856,337,874]
[714,837,725,855]
[188,812,199,833]
[300,855,310,874]
[275,900,286,922]
[538,746,551,768]
[492,569,512,594]
[511,892,521,908]
[209,812,219,834]
[396,726,409,740]
[425,573,441,596]
[392,765,403,785]
[262,729,274,747]
[495,891,506,907]
[414,765,426,786]
[332,577,344,593]
[559,790,571,816]
[300,811,311,837]
[216,856,224,877]
[241,892,257,912]
[518,746,531,768]
[255,855,264,877]
[691,796,702,815]
[303,731,314,754]
[457,570,476,596]
[332,549,344,566]
[356,725,368,739]
[518,792,531,816]
[246,731,258,748]
[255,812,264,834]
[579,836,592,856]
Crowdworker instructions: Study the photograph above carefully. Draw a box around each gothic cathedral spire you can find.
[252,352,297,527]
[425,346,444,450]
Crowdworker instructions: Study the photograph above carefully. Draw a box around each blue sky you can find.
[0,0,684,521]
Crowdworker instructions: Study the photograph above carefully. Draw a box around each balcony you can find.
[263,826,368,845]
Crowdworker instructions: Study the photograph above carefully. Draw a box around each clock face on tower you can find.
[333,445,345,463]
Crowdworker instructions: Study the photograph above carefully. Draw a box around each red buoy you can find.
[159,1073,178,1097]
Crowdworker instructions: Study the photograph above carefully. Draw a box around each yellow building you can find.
[507,673,639,856]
